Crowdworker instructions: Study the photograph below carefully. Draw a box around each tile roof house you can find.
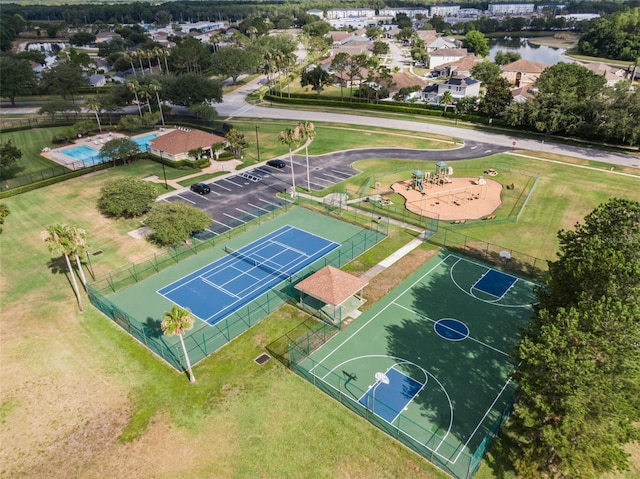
[511,86,536,103]
[422,77,480,104]
[579,62,628,86]
[501,59,548,87]
[149,128,227,161]
[428,48,468,69]
[434,55,482,78]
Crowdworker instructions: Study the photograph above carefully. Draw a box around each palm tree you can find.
[127,80,143,117]
[161,306,196,382]
[139,84,153,113]
[85,96,102,132]
[159,48,170,73]
[149,80,165,126]
[124,52,136,75]
[136,50,145,75]
[144,49,153,72]
[279,126,300,197]
[153,47,163,72]
[68,225,89,290]
[440,90,454,116]
[297,121,315,192]
[44,224,83,312]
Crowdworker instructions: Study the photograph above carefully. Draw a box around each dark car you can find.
[190,183,211,195]
[266,159,286,169]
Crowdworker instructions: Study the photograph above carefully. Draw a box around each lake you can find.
[488,38,572,65]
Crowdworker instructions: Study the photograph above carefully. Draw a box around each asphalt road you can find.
[219,77,640,169]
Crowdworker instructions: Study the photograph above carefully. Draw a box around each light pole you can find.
[255,125,260,162]
[371,372,389,414]
[160,151,168,189]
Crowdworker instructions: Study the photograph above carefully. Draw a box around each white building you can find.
[430,5,461,17]
[428,48,468,68]
[378,7,429,18]
[487,3,536,15]
[328,17,377,29]
[307,9,324,18]
[422,77,481,104]
[326,8,376,20]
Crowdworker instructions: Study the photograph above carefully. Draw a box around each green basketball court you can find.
[292,252,537,479]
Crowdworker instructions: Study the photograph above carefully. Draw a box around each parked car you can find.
[267,159,286,168]
[190,183,211,195]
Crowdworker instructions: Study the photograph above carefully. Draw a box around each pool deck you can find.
[42,128,174,169]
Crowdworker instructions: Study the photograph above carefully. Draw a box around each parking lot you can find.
[164,155,357,240]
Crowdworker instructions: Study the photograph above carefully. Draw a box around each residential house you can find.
[422,77,480,104]
[388,72,427,97]
[328,31,355,48]
[433,55,481,78]
[29,61,45,74]
[89,74,107,87]
[428,48,468,68]
[580,62,627,87]
[95,32,122,43]
[511,86,535,103]
[148,128,228,161]
[501,59,548,87]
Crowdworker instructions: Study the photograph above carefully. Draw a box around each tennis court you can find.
[292,252,537,479]
[158,225,339,325]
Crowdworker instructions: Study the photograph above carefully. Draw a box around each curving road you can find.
[218,77,640,170]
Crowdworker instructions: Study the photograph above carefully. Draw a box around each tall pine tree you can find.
[506,198,640,478]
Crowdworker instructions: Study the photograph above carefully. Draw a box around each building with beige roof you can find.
[148,128,227,161]
[501,58,549,87]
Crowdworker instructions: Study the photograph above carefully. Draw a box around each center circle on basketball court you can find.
[434,318,469,341]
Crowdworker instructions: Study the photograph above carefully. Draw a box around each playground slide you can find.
[417,181,424,193]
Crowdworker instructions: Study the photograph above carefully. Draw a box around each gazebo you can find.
[294,266,368,328]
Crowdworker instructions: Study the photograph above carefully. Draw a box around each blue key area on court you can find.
[472,269,517,298]
[359,368,423,423]
[157,225,339,325]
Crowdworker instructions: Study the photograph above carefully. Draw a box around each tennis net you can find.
[224,246,291,281]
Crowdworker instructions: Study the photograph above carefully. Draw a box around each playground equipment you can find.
[431,161,453,185]
[410,170,426,193]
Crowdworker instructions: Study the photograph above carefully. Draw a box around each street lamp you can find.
[160,151,168,189]
[371,371,389,414]
[255,125,261,162]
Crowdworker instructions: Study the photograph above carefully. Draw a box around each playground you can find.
[392,162,503,221]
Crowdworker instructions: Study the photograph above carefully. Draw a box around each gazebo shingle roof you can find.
[295,266,368,307]
[150,129,226,156]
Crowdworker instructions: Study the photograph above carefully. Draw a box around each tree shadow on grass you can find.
[46,256,79,293]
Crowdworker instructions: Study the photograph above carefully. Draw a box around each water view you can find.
[488,38,572,65]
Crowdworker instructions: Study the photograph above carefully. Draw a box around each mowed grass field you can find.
[1,127,639,478]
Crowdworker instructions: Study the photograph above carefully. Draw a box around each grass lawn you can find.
[1,126,639,478]
[0,127,69,176]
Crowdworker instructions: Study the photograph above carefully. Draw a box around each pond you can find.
[488,38,572,65]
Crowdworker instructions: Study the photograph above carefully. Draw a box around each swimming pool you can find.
[132,133,158,150]
[61,145,103,166]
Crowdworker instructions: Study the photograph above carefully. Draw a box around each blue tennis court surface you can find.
[359,368,423,423]
[472,269,517,298]
[158,225,339,325]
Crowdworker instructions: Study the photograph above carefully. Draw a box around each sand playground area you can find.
[391,175,503,221]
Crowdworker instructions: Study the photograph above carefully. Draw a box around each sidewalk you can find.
[295,191,426,281]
